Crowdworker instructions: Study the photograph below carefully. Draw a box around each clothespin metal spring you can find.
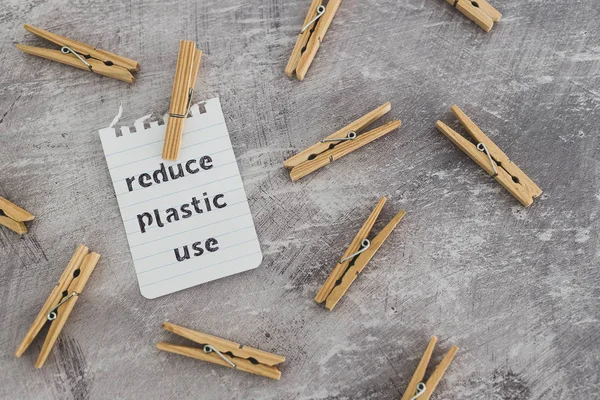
[321,131,357,143]
[322,131,358,164]
[169,88,194,119]
[301,5,326,33]
[203,344,236,368]
[476,142,498,177]
[340,238,370,263]
[409,382,427,400]
[61,46,92,70]
[47,291,80,320]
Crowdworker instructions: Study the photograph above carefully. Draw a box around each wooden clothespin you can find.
[400,337,458,400]
[157,322,286,380]
[15,245,100,368]
[445,0,501,32]
[162,40,202,160]
[285,0,342,80]
[16,24,139,83]
[283,102,401,181]
[315,197,405,310]
[436,105,542,207]
[0,196,34,234]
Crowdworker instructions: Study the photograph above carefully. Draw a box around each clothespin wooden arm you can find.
[284,102,391,169]
[15,245,99,368]
[450,105,542,201]
[285,0,322,79]
[285,0,342,80]
[162,41,202,161]
[0,196,34,222]
[435,120,495,175]
[325,209,405,310]
[295,0,342,80]
[161,322,284,366]
[421,345,458,400]
[15,245,88,359]
[436,119,533,206]
[445,0,501,32]
[0,216,26,234]
[16,45,135,83]
[289,119,400,181]
[436,106,542,206]
[0,196,34,234]
[157,341,283,380]
[158,322,285,380]
[18,25,138,83]
[35,251,100,368]
[400,337,438,400]
[315,196,386,303]
[469,0,502,22]
[23,24,139,71]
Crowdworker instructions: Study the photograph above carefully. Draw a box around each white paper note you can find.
[99,98,262,298]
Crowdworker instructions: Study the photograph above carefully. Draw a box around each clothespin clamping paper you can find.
[436,105,542,207]
[162,40,202,160]
[283,102,401,181]
[16,24,139,83]
[285,0,342,80]
[400,337,458,400]
[315,197,405,310]
[15,245,100,368]
[0,196,34,234]
[157,322,286,380]
[445,0,502,32]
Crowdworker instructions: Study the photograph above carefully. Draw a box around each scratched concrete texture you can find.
[0,0,599,399]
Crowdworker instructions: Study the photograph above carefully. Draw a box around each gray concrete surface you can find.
[1,0,599,399]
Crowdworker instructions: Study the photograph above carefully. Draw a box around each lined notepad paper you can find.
[99,98,262,299]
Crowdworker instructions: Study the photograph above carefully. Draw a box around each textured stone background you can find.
[1,0,599,399]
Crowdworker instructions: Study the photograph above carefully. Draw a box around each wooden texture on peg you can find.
[315,197,387,304]
[17,24,139,83]
[162,40,202,160]
[436,105,542,207]
[445,0,501,32]
[0,196,34,234]
[285,0,342,80]
[283,102,400,181]
[315,197,406,310]
[324,208,405,310]
[157,322,286,380]
[15,244,100,368]
[400,336,458,400]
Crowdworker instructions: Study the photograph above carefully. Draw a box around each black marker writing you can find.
[174,238,220,262]
[126,155,213,192]
[136,192,227,234]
